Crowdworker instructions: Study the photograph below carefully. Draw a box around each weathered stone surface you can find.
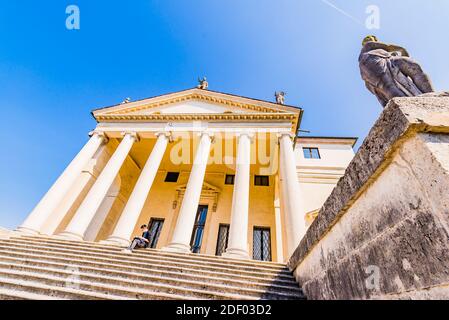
[289,95,449,300]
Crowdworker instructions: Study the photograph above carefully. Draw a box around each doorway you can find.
[190,205,209,253]
[147,218,164,249]
[253,227,272,261]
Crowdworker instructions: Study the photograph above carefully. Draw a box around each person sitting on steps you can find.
[122,225,150,254]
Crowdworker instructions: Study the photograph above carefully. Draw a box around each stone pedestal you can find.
[288,94,449,300]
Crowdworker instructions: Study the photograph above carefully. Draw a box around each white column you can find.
[84,176,121,242]
[59,132,138,241]
[163,132,212,253]
[223,132,252,260]
[279,133,307,257]
[17,132,108,235]
[106,132,170,246]
[274,175,284,263]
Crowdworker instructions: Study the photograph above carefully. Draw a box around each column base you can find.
[222,248,251,260]
[56,231,84,241]
[15,226,40,236]
[161,242,192,254]
[100,236,130,247]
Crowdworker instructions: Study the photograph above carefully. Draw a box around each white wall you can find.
[295,141,355,169]
[294,139,355,217]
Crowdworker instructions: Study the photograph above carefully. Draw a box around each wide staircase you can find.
[0,235,305,300]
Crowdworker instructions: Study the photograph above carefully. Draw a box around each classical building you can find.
[17,88,356,263]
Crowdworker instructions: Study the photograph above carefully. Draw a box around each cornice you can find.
[96,113,298,132]
[96,112,297,123]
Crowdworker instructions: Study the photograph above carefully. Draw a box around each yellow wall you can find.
[126,167,279,261]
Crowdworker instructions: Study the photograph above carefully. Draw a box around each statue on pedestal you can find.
[197,77,209,90]
[359,35,434,107]
[275,91,286,105]
[121,97,131,104]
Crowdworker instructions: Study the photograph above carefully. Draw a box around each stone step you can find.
[0,276,133,300]
[0,245,298,287]
[0,260,302,300]
[0,235,305,300]
[0,288,65,300]
[0,254,300,294]
[0,268,263,300]
[13,235,287,270]
[0,240,292,279]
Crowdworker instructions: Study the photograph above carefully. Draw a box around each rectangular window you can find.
[215,224,230,256]
[225,175,235,185]
[253,227,272,261]
[303,147,321,159]
[254,175,269,186]
[165,172,180,183]
[147,218,164,249]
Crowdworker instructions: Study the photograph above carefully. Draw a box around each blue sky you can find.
[1,1,448,229]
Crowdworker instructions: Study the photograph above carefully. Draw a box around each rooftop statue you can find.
[197,77,209,90]
[359,35,434,107]
[121,97,131,104]
[275,91,286,105]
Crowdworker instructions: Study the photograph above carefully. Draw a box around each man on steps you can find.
[122,225,150,254]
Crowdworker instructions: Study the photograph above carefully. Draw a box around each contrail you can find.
[320,0,364,26]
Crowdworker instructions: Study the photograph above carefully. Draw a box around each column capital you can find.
[235,131,255,137]
[89,131,109,143]
[197,131,215,143]
[155,131,173,142]
[235,131,255,143]
[121,131,140,142]
[277,132,296,141]
[197,131,214,138]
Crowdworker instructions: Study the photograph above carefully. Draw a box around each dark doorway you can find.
[215,224,230,256]
[190,205,209,253]
[147,218,164,249]
[253,227,272,261]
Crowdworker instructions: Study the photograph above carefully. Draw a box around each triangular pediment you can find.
[176,181,221,194]
[125,100,252,116]
[92,88,301,118]
[173,181,221,212]
[91,88,302,133]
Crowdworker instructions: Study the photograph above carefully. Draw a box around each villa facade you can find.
[17,88,356,262]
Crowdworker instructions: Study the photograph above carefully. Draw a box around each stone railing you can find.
[288,93,449,300]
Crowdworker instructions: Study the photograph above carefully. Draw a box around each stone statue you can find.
[275,91,286,105]
[121,97,131,104]
[359,35,434,107]
[198,77,209,90]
